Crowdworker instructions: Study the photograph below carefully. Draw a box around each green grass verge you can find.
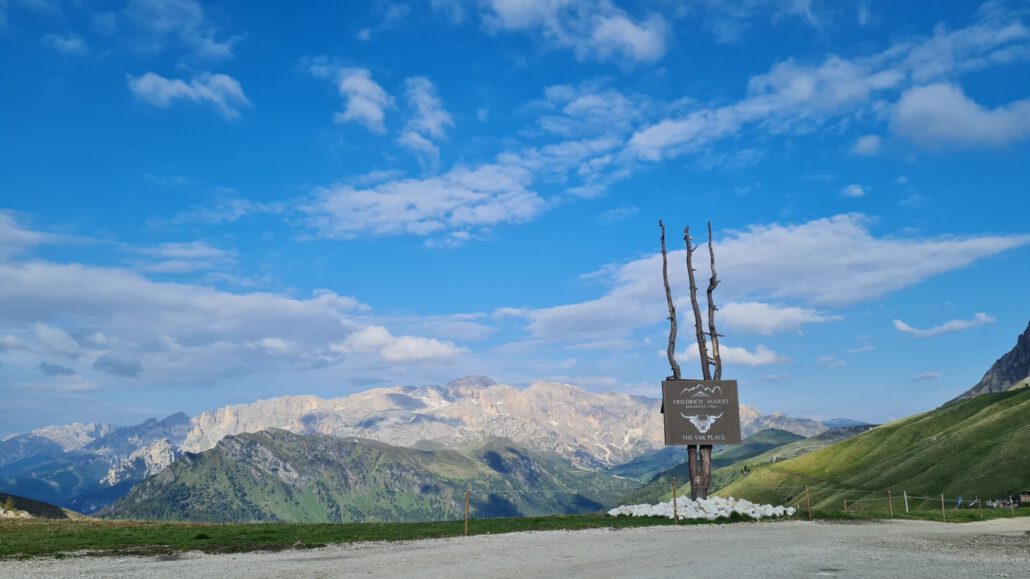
[3,508,1026,560]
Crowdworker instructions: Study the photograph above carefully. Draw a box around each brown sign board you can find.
[662,380,742,445]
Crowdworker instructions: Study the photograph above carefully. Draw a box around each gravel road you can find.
[3,518,1028,578]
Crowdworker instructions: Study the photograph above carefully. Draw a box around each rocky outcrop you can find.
[950,321,1030,402]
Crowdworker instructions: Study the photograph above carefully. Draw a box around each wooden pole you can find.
[940,494,946,522]
[671,477,679,523]
[1010,496,1015,517]
[976,495,983,520]
[805,485,813,521]
[888,490,894,518]
[464,488,470,536]
[843,499,847,513]
[903,491,909,513]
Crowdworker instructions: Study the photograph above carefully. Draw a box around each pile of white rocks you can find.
[608,496,796,521]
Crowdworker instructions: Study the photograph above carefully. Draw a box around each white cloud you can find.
[893,312,996,338]
[131,240,235,273]
[127,71,250,119]
[34,323,81,358]
[471,0,669,64]
[302,163,545,241]
[851,134,881,155]
[719,302,841,335]
[330,325,465,362]
[841,184,866,198]
[42,32,88,55]
[312,67,394,133]
[502,214,1028,343]
[93,351,143,377]
[0,211,53,258]
[627,6,1030,161]
[912,371,943,381]
[398,76,453,164]
[892,83,1030,148]
[681,342,788,367]
[122,0,238,60]
[690,0,828,43]
[817,354,846,368]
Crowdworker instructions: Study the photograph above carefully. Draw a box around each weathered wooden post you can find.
[672,477,679,523]
[976,496,983,520]
[464,488,470,536]
[888,490,894,518]
[903,491,909,513]
[658,221,739,502]
[805,485,813,521]
[843,498,848,513]
[940,494,946,522]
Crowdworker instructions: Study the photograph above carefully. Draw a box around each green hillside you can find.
[719,389,1030,510]
[616,429,803,505]
[0,492,88,520]
[101,430,635,523]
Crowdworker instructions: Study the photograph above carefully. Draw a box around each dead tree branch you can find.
[659,220,681,383]
[706,221,722,381]
[684,226,711,381]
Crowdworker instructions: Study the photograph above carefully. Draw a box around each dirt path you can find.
[3,518,1028,578]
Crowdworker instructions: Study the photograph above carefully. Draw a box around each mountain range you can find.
[950,320,1030,402]
[0,376,827,513]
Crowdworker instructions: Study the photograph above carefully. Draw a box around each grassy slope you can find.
[0,492,88,520]
[617,429,803,505]
[102,431,637,523]
[719,389,1030,509]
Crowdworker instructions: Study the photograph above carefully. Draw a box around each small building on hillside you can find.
[1019,491,1030,505]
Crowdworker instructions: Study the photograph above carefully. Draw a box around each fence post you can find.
[464,488,470,537]
[888,490,894,518]
[940,494,946,522]
[903,491,909,514]
[805,485,813,521]
[843,498,847,513]
[672,477,679,524]
[976,495,982,521]
[1011,496,1015,517]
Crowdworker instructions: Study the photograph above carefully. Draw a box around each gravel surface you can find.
[2,518,1028,578]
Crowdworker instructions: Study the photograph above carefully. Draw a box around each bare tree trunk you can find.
[698,446,712,498]
[687,445,699,500]
[659,220,681,385]
[683,227,711,381]
[706,222,722,381]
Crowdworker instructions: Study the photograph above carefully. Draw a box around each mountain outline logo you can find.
[679,383,722,398]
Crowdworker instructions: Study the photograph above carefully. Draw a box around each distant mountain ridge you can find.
[950,320,1030,402]
[1,376,830,513]
[102,430,629,523]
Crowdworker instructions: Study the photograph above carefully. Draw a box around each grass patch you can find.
[3,507,1026,560]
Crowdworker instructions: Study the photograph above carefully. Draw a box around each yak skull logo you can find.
[681,412,724,433]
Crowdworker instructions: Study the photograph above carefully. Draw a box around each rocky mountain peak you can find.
[950,320,1030,402]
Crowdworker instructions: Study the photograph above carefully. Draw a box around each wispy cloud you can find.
[308,63,394,133]
[127,72,251,119]
[912,371,943,381]
[893,313,997,338]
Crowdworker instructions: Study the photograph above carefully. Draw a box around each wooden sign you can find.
[662,380,742,445]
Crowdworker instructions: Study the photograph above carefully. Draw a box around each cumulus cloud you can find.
[122,0,238,60]
[92,352,144,377]
[127,72,250,119]
[307,65,394,133]
[501,214,1027,343]
[719,302,841,335]
[330,325,466,362]
[37,361,76,377]
[451,0,669,64]
[892,83,1030,148]
[302,163,545,242]
[42,32,88,55]
[34,324,81,358]
[681,342,788,367]
[626,6,1030,161]
[851,134,881,155]
[397,76,453,165]
[893,312,996,338]
[841,184,866,198]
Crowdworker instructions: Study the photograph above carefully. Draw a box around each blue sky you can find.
[2,0,1029,434]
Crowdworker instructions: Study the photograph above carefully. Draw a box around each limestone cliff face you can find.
[950,321,1030,402]
[183,376,826,470]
